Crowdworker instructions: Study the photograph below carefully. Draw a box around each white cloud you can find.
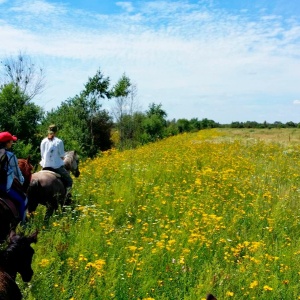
[293,100,300,105]
[116,1,134,13]
[9,0,66,15]
[1,0,300,122]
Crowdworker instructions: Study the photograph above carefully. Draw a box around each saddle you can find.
[0,179,26,220]
[40,169,61,178]
[0,194,19,219]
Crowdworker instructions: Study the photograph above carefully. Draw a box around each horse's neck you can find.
[64,154,73,171]
[0,253,17,280]
[23,178,31,192]
[0,266,21,300]
[18,160,32,191]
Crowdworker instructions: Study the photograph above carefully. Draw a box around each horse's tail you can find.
[27,179,40,213]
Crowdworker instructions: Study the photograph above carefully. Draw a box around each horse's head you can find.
[18,157,33,191]
[5,230,38,282]
[64,151,80,178]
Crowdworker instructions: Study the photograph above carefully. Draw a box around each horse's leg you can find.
[44,206,54,225]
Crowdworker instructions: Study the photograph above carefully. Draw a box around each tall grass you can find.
[20,129,300,299]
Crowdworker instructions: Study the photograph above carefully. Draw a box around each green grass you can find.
[17,128,300,299]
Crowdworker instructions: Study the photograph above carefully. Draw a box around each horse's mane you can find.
[0,233,24,254]
[64,151,79,171]
[0,234,22,266]
[0,232,37,259]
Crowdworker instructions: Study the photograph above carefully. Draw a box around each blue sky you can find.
[1,0,300,123]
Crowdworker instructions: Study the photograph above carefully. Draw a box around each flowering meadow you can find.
[21,128,300,299]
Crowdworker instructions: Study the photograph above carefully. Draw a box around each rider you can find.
[40,124,73,201]
[0,131,28,222]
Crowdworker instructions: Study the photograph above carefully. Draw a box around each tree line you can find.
[0,53,298,166]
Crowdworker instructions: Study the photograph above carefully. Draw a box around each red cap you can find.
[0,132,18,142]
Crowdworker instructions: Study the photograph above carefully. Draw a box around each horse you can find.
[0,157,33,243]
[0,199,18,243]
[24,151,80,222]
[0,230,38,300]
[17,157,33,192]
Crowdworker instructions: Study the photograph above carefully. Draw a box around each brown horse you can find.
[17,157,33,192]
[0,157,32,243]
[0,230,38,300]
[24,151,80,222]
[0,198,18,243]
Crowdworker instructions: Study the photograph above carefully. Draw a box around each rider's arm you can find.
[40,139,46,158]
[58,140,65,159]
[8,153,24,185]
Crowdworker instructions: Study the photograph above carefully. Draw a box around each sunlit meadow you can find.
[20,128,300,299]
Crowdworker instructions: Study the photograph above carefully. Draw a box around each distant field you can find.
[219,127,300,144]
[21,128,300,300]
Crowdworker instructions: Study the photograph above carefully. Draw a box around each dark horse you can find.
[0,230,38,300]
[0,157,33,242]
[22,151,80,222]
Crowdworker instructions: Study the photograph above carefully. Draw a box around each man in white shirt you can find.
[40,125,73,199]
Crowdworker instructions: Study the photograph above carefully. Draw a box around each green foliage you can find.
[146,102,167,119]
[165,119,179,136]
[112,73,131,98]
[90,110,114,152]
[12,141,35,162]
[42,98,112,157]
[0,83,43,162]
[140,103,168,143]
[229,121,300,129]
[20,129,300,300]
[142,114,166,142]
[176,118,191,133]
[42,69,114,157]
[83,69,111,99]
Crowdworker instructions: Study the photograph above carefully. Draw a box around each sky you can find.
[1,0,300,124]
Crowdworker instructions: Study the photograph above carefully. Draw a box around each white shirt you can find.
[40,136,65,169]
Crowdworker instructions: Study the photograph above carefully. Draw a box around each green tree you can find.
[0,83,43,161]
[142,103,167,142]
[42,69,113,157]
[117,112,146,148]
[111,74,132,149]
[146,103,167,119]
[176,118,191,133]
[165,119,179,136]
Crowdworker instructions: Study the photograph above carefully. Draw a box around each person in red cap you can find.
[0,131,27,222]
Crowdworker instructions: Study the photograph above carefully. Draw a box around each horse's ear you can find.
[28,231,38,244]
[27,155,31,163]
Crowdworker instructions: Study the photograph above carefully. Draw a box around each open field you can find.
[219,127,300,144]
[20,128,300,299]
